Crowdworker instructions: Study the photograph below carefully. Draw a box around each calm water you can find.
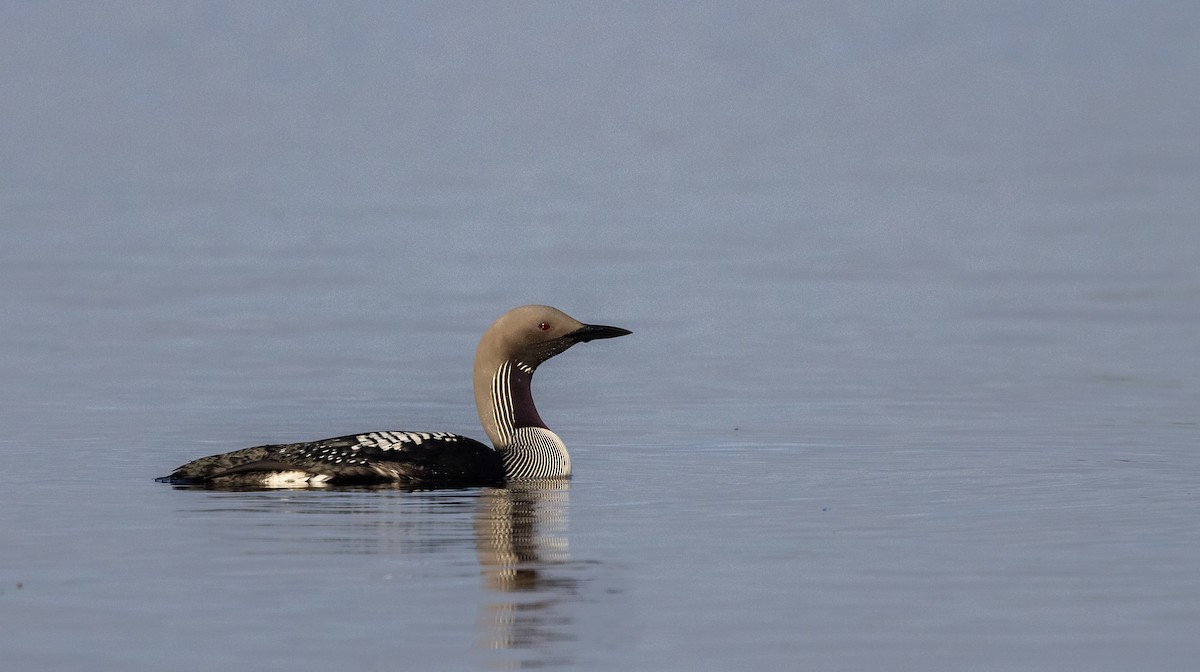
[2,3,1199,670]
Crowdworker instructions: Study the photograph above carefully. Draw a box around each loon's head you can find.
[479,304,630,374]
[472,305,630,448]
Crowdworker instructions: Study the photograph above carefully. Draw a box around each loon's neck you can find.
[474,359,571,478]
[486,360,547,448]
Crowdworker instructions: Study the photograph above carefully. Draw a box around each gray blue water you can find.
[2,3,1199,670]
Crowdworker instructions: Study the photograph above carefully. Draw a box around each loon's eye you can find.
[538,322,551,332]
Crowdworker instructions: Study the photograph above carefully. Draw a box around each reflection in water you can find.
[174,486,484,557]
[475,480,578,668]
[174,480,590,667]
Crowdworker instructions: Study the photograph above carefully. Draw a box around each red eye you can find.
[538,322,551,331]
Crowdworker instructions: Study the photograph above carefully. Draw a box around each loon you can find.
[156,305,630,488]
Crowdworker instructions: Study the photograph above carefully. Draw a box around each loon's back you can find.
[156,431,503,488]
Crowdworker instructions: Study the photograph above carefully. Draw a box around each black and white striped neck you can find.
[488,360,571,479]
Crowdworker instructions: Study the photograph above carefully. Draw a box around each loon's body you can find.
[157,305,629,488]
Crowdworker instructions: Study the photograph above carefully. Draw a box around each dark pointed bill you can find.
[566,324,632,343]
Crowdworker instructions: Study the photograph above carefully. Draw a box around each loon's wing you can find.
[157,431,503,487]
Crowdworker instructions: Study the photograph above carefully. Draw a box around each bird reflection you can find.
[172,478,586,666]
[474,479,577,666]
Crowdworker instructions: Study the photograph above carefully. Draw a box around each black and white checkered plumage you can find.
[157,431,504,488]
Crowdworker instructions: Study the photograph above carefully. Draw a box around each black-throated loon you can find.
[156,305,630,488]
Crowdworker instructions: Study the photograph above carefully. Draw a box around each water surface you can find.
[2,3,1199,670]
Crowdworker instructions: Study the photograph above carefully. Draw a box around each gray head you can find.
[472,305,630,448]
